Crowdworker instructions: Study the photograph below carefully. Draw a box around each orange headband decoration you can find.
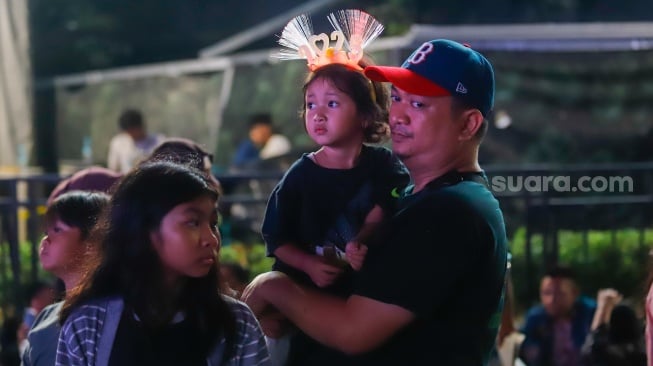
[276,9,384,72]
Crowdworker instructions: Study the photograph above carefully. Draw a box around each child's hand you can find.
[345,241,368,271]
[304,256,344,287]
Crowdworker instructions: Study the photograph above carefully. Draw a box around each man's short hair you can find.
[118,109,144,130]
[544,265,577,281]
[248,113,272,128]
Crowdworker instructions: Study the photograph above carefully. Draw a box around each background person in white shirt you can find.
[231,114,291,169]
[107,108,163,173]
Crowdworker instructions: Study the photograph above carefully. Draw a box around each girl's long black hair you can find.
[60,162,236,358]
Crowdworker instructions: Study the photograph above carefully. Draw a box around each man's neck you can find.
[408,148,480,193]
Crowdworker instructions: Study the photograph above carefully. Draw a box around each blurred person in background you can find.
[20,282,54,333]
[231,113,291,170]
[107,108,163,174]
[520,265,597,366]
[47,166,120,206]
[581,289,645,366]
[145,137,221,192]
[220,262,251,298]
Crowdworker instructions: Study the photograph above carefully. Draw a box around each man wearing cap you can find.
[243,39,507,365]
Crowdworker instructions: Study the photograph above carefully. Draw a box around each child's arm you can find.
[345,204,384,271]
[274,244,344,288]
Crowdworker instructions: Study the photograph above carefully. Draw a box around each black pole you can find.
[32,87,58,173]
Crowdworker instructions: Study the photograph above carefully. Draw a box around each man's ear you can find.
[459,109,484,141]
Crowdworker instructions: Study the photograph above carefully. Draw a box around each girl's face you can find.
[150,195,220,282]
[40,218,86,277]
[304,78,365,148]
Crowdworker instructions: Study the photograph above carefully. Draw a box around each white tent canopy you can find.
[0,0,32,169]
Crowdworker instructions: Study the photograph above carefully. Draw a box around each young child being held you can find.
[263,62,408,288]
[260,11,409,365]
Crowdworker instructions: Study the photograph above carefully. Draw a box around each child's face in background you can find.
[40,218,86,276]
[150,195,220,283]
[304,77,365,148]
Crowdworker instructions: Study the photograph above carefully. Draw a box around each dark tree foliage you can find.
[29,0,653,77]
[29,0,309,77]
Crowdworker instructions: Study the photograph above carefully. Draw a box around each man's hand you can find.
[345,241,368,271]
[303,255,344,287]
[591,288,623,330]
[597,288,622,308]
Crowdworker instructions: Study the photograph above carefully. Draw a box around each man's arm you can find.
[242,271,414,355]
[590,288,622,330]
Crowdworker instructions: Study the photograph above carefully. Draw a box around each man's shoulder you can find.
[109,132,131,144]
[268,134,290,145]
[142,133,165,149]
[576,296,598,312]
[429,180,500,218]
[261,134,291,159]
[524,305,549,321]
[108,133,134,154]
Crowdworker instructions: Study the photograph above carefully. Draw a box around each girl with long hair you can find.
[56,162,269,365]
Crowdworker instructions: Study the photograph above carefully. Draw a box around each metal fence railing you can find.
[2,162,653,315]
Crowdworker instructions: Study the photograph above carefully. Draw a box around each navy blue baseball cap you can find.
[364,39,495,117]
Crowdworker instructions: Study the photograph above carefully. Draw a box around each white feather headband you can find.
[275,9,384,71]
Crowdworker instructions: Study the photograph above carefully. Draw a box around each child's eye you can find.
[306,102,315,109]
[328,101,339,108]
[411,101,424,108]
[187,220,200,227]
[390,95,400,102]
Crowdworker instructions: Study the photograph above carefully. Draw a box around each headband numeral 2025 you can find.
[275,9,384,71]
